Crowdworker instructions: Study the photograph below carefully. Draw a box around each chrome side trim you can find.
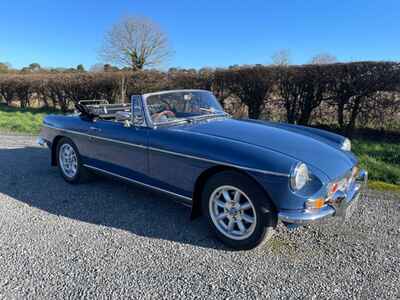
[44,124,289,177]
[43,124,147,149]
[148,146,289,177]
[91,134,147,149]
[83,164,193,202]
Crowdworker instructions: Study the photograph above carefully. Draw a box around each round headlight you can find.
[290,162,310,191]
[341,138,351,151]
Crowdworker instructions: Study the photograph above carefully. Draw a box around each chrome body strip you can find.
[83,164,192,202]
[43,124,147,149]
[278,168,367,225]
[43,124,289,177]
[148,146,288,177]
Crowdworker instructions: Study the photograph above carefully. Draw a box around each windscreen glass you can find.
[146,91,224,124]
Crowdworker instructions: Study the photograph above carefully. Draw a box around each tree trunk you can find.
[298,96,314,125]
[120,76,127,103]
[285,98,296,124]
[4,94,13,106]
[298,109,312,125]
[20,97,27,108]
[337,99,345,129]
[345,97,361,137]
[59,98,68,113]
[248,103,261,119]
[42,96,49,109]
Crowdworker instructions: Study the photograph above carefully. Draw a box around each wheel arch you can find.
[190,165,276,219]
[51,135,66,166]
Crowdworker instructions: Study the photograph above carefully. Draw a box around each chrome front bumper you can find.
[278,169,368,225]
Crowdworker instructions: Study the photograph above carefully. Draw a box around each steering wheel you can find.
[162,110,175,117]
[152,110,176,122]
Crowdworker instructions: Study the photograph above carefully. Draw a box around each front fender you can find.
[156,128,297,178]
[247,164,330,210]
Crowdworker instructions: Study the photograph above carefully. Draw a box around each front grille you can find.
[327,166,358,198]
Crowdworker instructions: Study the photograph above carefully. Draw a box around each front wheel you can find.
[202,171,277,250]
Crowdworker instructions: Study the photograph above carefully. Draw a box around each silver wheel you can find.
[209,185,257,241]
[59,143,78,179]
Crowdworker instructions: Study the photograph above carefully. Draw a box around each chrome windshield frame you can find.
[130,95,152,128]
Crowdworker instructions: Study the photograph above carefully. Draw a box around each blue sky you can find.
[0,0,399,70]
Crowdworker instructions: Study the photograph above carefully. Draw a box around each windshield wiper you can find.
[199,108,226,114]
[191,112,229,121]
[155,118,191,127]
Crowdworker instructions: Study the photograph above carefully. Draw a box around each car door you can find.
[147,127,209,202]
[84,120,150,182]
[144,91,213,201]
[82,95,150,183]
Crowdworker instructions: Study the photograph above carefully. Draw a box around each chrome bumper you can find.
[278,169,368,225]
[36,137,48,147]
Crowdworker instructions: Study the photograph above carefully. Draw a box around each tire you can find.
[56,137,91,184]
[202,171,277,250]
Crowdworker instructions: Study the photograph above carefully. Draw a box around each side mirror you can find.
[131,95,146,126]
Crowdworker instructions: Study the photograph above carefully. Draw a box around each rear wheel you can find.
[202,171,277,250]
[57,137,90,184]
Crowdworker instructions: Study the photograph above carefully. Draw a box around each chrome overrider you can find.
[278,169,368,225]
[36,137,48,147]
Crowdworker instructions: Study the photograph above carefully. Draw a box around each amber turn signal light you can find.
[305,198,325,209]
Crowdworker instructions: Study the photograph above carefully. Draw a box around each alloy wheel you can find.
[209,185,257,240]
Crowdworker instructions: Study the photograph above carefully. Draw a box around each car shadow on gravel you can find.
[0,146,226,250]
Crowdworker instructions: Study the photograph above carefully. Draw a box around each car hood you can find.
[180,118,356,180]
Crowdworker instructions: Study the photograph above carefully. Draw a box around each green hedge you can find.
[0,62,399,136]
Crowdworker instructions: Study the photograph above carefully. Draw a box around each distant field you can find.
[0,104,398,191]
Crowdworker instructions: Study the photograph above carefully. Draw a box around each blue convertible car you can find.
[38,90,367,249]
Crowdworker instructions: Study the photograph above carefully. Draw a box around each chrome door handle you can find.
[89,126,102,132]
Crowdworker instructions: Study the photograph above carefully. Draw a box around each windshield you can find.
[145,91,225,125]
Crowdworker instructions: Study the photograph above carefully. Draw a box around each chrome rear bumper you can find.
[278,169,368,225]
[37,137,52,148]
[36,137,47,147]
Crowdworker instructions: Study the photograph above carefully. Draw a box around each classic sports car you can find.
[38,90,367,249]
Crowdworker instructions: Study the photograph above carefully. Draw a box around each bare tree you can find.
[100,16,172,70]
[271,49,291,66]
[310,53,337,65]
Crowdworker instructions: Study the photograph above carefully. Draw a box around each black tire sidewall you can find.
[56,137,84,184]
[202,171,277,250]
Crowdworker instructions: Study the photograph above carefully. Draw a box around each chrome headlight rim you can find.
[341,138,351,151]
[290,162,310,191]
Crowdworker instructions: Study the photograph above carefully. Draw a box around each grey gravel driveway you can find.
[0,134,399,299]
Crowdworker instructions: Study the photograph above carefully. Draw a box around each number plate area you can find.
[344,192,360,221]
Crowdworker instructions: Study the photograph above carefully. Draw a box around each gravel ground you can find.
[0,134,399,299]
